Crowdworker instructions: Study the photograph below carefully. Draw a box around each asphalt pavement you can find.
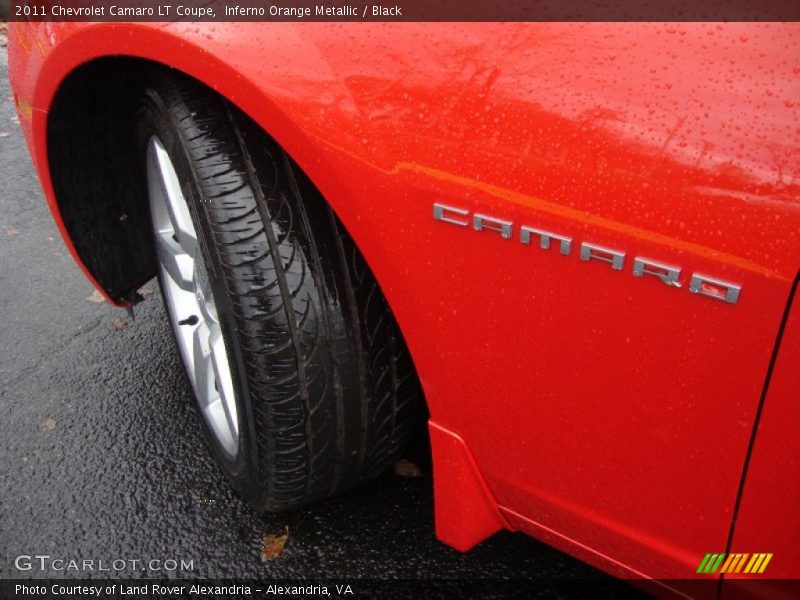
[0,41,641,597]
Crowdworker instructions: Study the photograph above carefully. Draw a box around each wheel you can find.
[138,73,423,511]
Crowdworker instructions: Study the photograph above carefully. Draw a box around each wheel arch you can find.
[36,25,360,305]
[36,26,434,470]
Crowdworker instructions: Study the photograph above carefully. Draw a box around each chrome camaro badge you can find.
[433,202,741,304]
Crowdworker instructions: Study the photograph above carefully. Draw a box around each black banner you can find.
[9,0,800,22]
[3,578,800,600]
[2,578,645,599]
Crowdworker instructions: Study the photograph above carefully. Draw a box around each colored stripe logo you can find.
[697,553,773,574]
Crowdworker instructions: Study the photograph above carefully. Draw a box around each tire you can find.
[138,73,423,512]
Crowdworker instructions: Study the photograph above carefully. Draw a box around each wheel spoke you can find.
[209,325,239,438]
[155,232,195,291]
[192,322,214,407]
[152,138,199,254]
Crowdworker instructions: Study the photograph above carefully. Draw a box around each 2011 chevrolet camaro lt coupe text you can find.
[8,20,799,598]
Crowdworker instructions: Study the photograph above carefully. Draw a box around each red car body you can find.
[8,21,800,597]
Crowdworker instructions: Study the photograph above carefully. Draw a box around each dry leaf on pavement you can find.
[260,528,289,561]
[86,290,105,303]
[108,319,127,332]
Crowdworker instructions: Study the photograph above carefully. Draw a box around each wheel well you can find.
[48,57,169,303]
[48,56,432,461]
